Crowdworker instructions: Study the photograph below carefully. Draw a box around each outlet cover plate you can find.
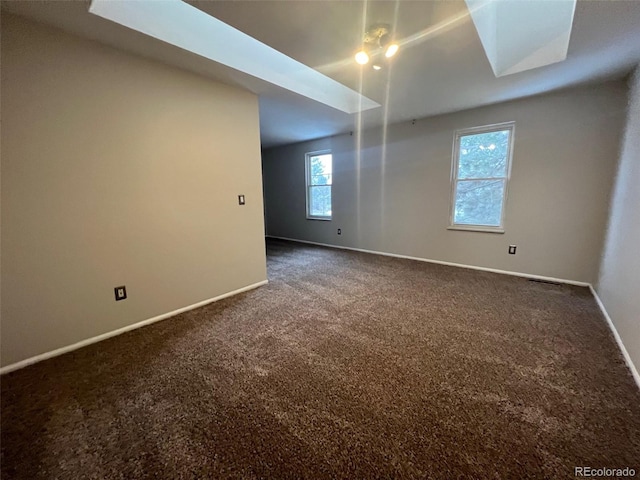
[115,286,127,301]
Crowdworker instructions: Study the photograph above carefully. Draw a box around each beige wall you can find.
[263,82,626,284]
[597,67,640,372]
[1,15,267,367]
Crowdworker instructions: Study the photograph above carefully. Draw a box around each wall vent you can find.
[528,278,562,286]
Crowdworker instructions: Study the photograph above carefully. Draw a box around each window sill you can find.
[447,225,505,234]
[307,216,332,221]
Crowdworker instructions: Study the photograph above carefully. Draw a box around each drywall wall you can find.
[597,67,640,373]
[1,15,267,367]
[263,82,627,283]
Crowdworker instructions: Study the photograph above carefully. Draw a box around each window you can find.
[449,122,515,232]
[306,150,332,220]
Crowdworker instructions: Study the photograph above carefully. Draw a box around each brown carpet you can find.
[1,238,639,479]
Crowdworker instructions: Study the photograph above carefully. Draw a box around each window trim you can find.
[305,149,332,221]
[448,121,515,233]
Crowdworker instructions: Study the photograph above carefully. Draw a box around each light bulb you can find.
[385,43,399,58]
[355,50,369,65]
[372,65,382,71]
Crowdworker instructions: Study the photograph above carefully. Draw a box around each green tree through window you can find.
[451,123,514,231]
[306,152,332,219]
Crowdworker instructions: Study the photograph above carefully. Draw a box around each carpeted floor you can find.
[1,238,639,479]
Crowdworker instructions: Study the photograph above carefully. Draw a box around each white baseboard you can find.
[589,285,640,390]
[0,280,268,376]
[266,235,590,287]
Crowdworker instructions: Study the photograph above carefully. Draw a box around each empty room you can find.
[1,0,639,478]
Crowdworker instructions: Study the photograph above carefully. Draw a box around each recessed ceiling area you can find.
[465,0,576,77]
[3,0,640,148]
[88,0,379,114]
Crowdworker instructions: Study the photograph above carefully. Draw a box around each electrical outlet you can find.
[114,286,127,301]
[337,228,342,235]
[238,194,245,205]
[508,245,517,255]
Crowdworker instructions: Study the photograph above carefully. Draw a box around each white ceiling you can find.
[3,0,640,148]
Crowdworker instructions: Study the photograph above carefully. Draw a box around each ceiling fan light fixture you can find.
[355,50,370,65]
[385,43,399,58]
[357,24,398,66]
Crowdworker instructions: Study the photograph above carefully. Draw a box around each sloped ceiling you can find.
[2,0,640,148]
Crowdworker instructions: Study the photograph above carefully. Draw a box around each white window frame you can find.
[448,121,515,233]
[305,150,332,221]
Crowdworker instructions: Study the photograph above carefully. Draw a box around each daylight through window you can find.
[306,151,332,220]
[450,123,514,232]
